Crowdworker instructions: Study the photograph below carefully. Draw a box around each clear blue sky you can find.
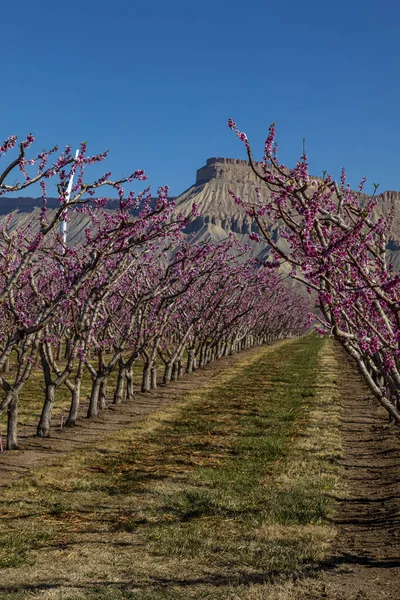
[2,0,399,197]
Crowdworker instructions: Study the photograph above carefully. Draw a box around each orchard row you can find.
[0,135,309,450]
[230,119,400,424]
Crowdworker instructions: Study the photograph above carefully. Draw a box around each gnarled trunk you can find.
[171,361,179,381]
[87,377,102,418]
[126,367,134,400]
[178,359,184,378]
[113,362,126,404]
[163,361,174,385]
[37,383,56,438]
[186,347,195,374]
[151,364,157,390]
[65,361,83,427]
[142,361,151,392]
[99,378,107,409]
[7,393,19,450]
[65,381,81,427]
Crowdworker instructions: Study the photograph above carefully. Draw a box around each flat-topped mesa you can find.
[196,157,264,186]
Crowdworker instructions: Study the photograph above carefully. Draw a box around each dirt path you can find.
[0,341,293,489]
[321,342,400,599]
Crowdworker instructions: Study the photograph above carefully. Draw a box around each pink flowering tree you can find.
[0,131,311,451]
[228,118,400,424]
[0,133,190,445]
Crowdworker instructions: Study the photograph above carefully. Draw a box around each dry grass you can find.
[0,336,344,599]
[0,353,154,431]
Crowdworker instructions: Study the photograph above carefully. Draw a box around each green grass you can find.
[0,523,52,568]
[0,335,343,599]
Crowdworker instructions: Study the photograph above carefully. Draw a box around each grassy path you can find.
[0,336,343,599]
[0,343,293,489]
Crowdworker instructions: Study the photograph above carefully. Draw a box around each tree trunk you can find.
[171,361,179,381]
[113,363,126,404]
[65,361,83,427]
[163,362,173,385]
[199,345,206,367]
[142,361,151,392]
[204,344,210,365]
[178,359,184,378]
[87,377,102,418]
[99,378,107,409]
[65,380,81,426]
[37,383,56,437]
[186,348,195,373]
[7,393,19,450]
[126,367,134,400]
[151,363,157,390]
[56,340,63,362]
[64,338,71,359]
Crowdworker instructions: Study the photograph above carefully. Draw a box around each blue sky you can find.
[2,0,400,197]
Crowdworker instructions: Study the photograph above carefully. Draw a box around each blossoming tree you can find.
[228,118,400,424]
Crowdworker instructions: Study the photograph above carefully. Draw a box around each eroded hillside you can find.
[2,158,400,265]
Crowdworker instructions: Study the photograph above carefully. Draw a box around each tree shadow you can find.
[1,553,400,597]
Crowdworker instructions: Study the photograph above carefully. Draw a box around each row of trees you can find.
[229,119,400,424]
[0,134,309,450]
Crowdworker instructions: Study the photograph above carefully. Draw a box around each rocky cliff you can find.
[174,158,400,267]
[174,157,283,259]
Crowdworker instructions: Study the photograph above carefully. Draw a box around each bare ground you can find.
[319,342,400,599]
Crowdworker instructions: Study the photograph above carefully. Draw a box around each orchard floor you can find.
[0,337,399,599]
[318,343,400,599]
[0,343,293,489]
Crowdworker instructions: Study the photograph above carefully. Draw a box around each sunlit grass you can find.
[0,353,154,431]
[0,336,343,599]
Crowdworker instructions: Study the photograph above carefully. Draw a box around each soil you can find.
[320,342,400,599]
